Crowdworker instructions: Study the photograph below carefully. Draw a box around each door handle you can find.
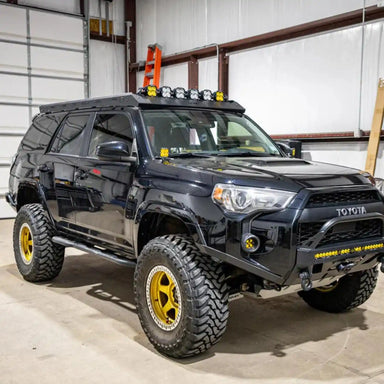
[38,163,53,173]
[74,169,88,180]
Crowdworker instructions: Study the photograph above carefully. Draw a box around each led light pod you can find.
[200,89,213,101]
[158,86,172,98]
[173,87,186,99]
[213,91,226,102]
[137,85,157,97]
[187,89,199,100]
[147,85,157,97]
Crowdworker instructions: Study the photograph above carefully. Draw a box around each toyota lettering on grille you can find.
[336,206,367,217]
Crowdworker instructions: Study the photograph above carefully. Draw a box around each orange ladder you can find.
[143,44,162,88]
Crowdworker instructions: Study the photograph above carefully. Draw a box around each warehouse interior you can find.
[1,0,384,383]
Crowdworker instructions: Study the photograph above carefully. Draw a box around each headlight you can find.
[212,184,296,213]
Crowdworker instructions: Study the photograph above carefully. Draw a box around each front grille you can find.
[306,190,380,208]
[297,219,382,247]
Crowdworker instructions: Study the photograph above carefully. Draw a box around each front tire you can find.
[299,267,378,313]
[134,235,229,358]
[13,203,64,282]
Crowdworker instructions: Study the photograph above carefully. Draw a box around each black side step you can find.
[52,236,136,267]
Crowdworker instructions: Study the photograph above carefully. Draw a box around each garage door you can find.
[0,3,88,218]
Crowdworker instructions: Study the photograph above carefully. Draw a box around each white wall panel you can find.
[18,0,79,14]
[32,78,84,104]
[0,75,28,103]
[160,64,188,89]
[0,4,26,42]
[199,58,219,91]
[136,0,377,60]
[0,106,29,129]
[31,47,84,78]
[0,137,22,158]
[30,10,83,49]
[89,40,125,97]
[229,27,362,135]
[0,42,27,73]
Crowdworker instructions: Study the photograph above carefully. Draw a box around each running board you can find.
[52,236,136,267]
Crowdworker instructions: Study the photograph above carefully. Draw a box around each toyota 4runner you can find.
[6,86,384,358]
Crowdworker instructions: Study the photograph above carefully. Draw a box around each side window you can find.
[51,114,90,155]
[88,114,133,157]
[21,113,65,151]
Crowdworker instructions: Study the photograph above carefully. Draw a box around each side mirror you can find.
[276,141,293,157]
[96,141,137,162]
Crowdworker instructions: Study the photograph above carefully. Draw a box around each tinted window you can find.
[88,114,133,157]
[21,113,65,151]
[51,114,90,155]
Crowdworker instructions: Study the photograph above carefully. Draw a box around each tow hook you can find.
[379,256,384,273]
[337,262,355,273]
[299,271,312,291]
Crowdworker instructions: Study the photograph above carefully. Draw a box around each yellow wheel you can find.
[146,265,182,331]
[19,223,33,264]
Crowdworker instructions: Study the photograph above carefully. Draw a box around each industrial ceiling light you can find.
[188,89,199,100]
[159,86,172,98]
[200,89,212,101]
[173,87,186,99]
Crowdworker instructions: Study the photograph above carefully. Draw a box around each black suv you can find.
[6,87,384,358]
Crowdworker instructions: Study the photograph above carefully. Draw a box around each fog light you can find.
[241,233,260,253]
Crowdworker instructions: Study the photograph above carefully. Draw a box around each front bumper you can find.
[201,209,384,287]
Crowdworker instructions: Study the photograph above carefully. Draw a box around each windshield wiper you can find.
[167,152,213,158]
[216,151,280,157]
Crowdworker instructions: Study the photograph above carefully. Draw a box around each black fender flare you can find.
[17,180,55,225]
[133,201,207,257]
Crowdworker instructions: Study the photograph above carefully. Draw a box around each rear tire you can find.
[134,235,229,358]
[299,267,378,313]
[13,203,64,282]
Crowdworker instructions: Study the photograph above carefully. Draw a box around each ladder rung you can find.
[147,60,155,66]
[145,72,154,78]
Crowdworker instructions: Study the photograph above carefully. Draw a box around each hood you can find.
[145,156,370,194]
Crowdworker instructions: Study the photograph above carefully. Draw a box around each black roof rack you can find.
[39,93,246,114]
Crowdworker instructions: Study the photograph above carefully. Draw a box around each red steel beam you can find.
[188,56,198,89]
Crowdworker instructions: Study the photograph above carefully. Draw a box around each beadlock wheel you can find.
[19,222,33,265]
[146,265,182,331]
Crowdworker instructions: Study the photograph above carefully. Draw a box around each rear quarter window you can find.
[20,113,66,151]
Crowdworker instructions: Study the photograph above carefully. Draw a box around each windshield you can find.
[141,109,281,158]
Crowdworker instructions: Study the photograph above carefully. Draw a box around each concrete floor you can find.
[1,219,384,384]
